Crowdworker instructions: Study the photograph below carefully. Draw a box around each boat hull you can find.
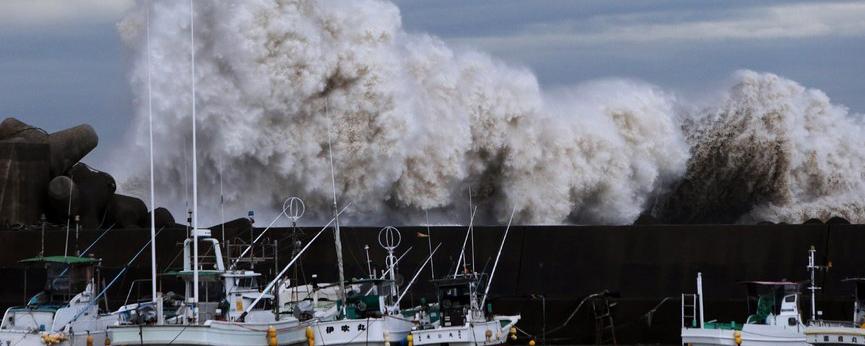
[310,316,414,346]
[682,325,807,346]
[411,315,520,346]
[107,320,308,346]
[0,330,109,346]
[806,326,865,345]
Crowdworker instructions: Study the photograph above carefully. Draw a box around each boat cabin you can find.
[0,256,102,332]
[344,278,398,319]
[223,270,274,322]
[431,273,488,327]
[169,234,276,323]
[742,281,804,329]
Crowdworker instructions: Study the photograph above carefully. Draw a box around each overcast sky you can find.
[1,0,863,165]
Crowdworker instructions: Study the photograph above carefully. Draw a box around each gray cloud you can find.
[0,0,133,28]
[450,2,865,51]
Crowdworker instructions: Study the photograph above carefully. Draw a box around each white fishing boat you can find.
[410,208,520,346]
[410,274,519,346]
[681,275,808,345]
[108,230,312,346]
[0,255,119,346]
[308,278,416,346]
[680,247,832,346]
[805,278,865,345]
[305,226,423,346]
[681,274,808,345]
[108,2,314,344]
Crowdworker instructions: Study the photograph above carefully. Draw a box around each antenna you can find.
[807,245,828,322]
[325,100,347,308]
[64,173,73,257]
[364,244,372,278]
[146,3,158,307]
[74,215,80,256]
[189,0,200,323]
[379,226,402,300]
[40,214,46,257]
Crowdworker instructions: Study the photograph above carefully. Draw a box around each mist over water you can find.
[111,0,865,226]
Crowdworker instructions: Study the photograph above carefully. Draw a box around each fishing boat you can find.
[0,255,118,346]
[307,278,416,346]
[410,273,519,346]
[108,229,312,345]
[410,208,520,346]
[304,226,424,346]
[805,278,865,345]
[681,274,809,345]
[681,273,812,346]
[107,2,315,343]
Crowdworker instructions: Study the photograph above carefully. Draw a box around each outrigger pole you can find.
[454,206,478,276]
[68,227,166,324]
[396,243,442,306]
[50,224,117,287]
[480,207,516,307]
[238,204,351,320]
[229,198,297,270]
[425,210,434,279]
[325,99,347,309]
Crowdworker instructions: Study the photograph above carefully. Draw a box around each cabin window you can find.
[238,277,258,289]
[784,295,795,303]
[787,317,796,326]
[824,336,829,342]
[839,336,844,342]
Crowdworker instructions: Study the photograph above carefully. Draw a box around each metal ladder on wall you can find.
[682,293,697,328]
[591,295,617,345]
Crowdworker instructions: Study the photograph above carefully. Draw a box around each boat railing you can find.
[810,320,859,328]
[123,279,153,307]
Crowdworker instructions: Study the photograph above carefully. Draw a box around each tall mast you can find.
[808,246,820,322]
[146,3,158,306]
[326,100,347,306]
[189,0,199,322]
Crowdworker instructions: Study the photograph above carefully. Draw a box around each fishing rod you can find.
[395,243,442,306]
[480,207,516,307]
[453,206,477,276]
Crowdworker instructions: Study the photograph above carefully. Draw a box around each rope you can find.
[166,323,190,345]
